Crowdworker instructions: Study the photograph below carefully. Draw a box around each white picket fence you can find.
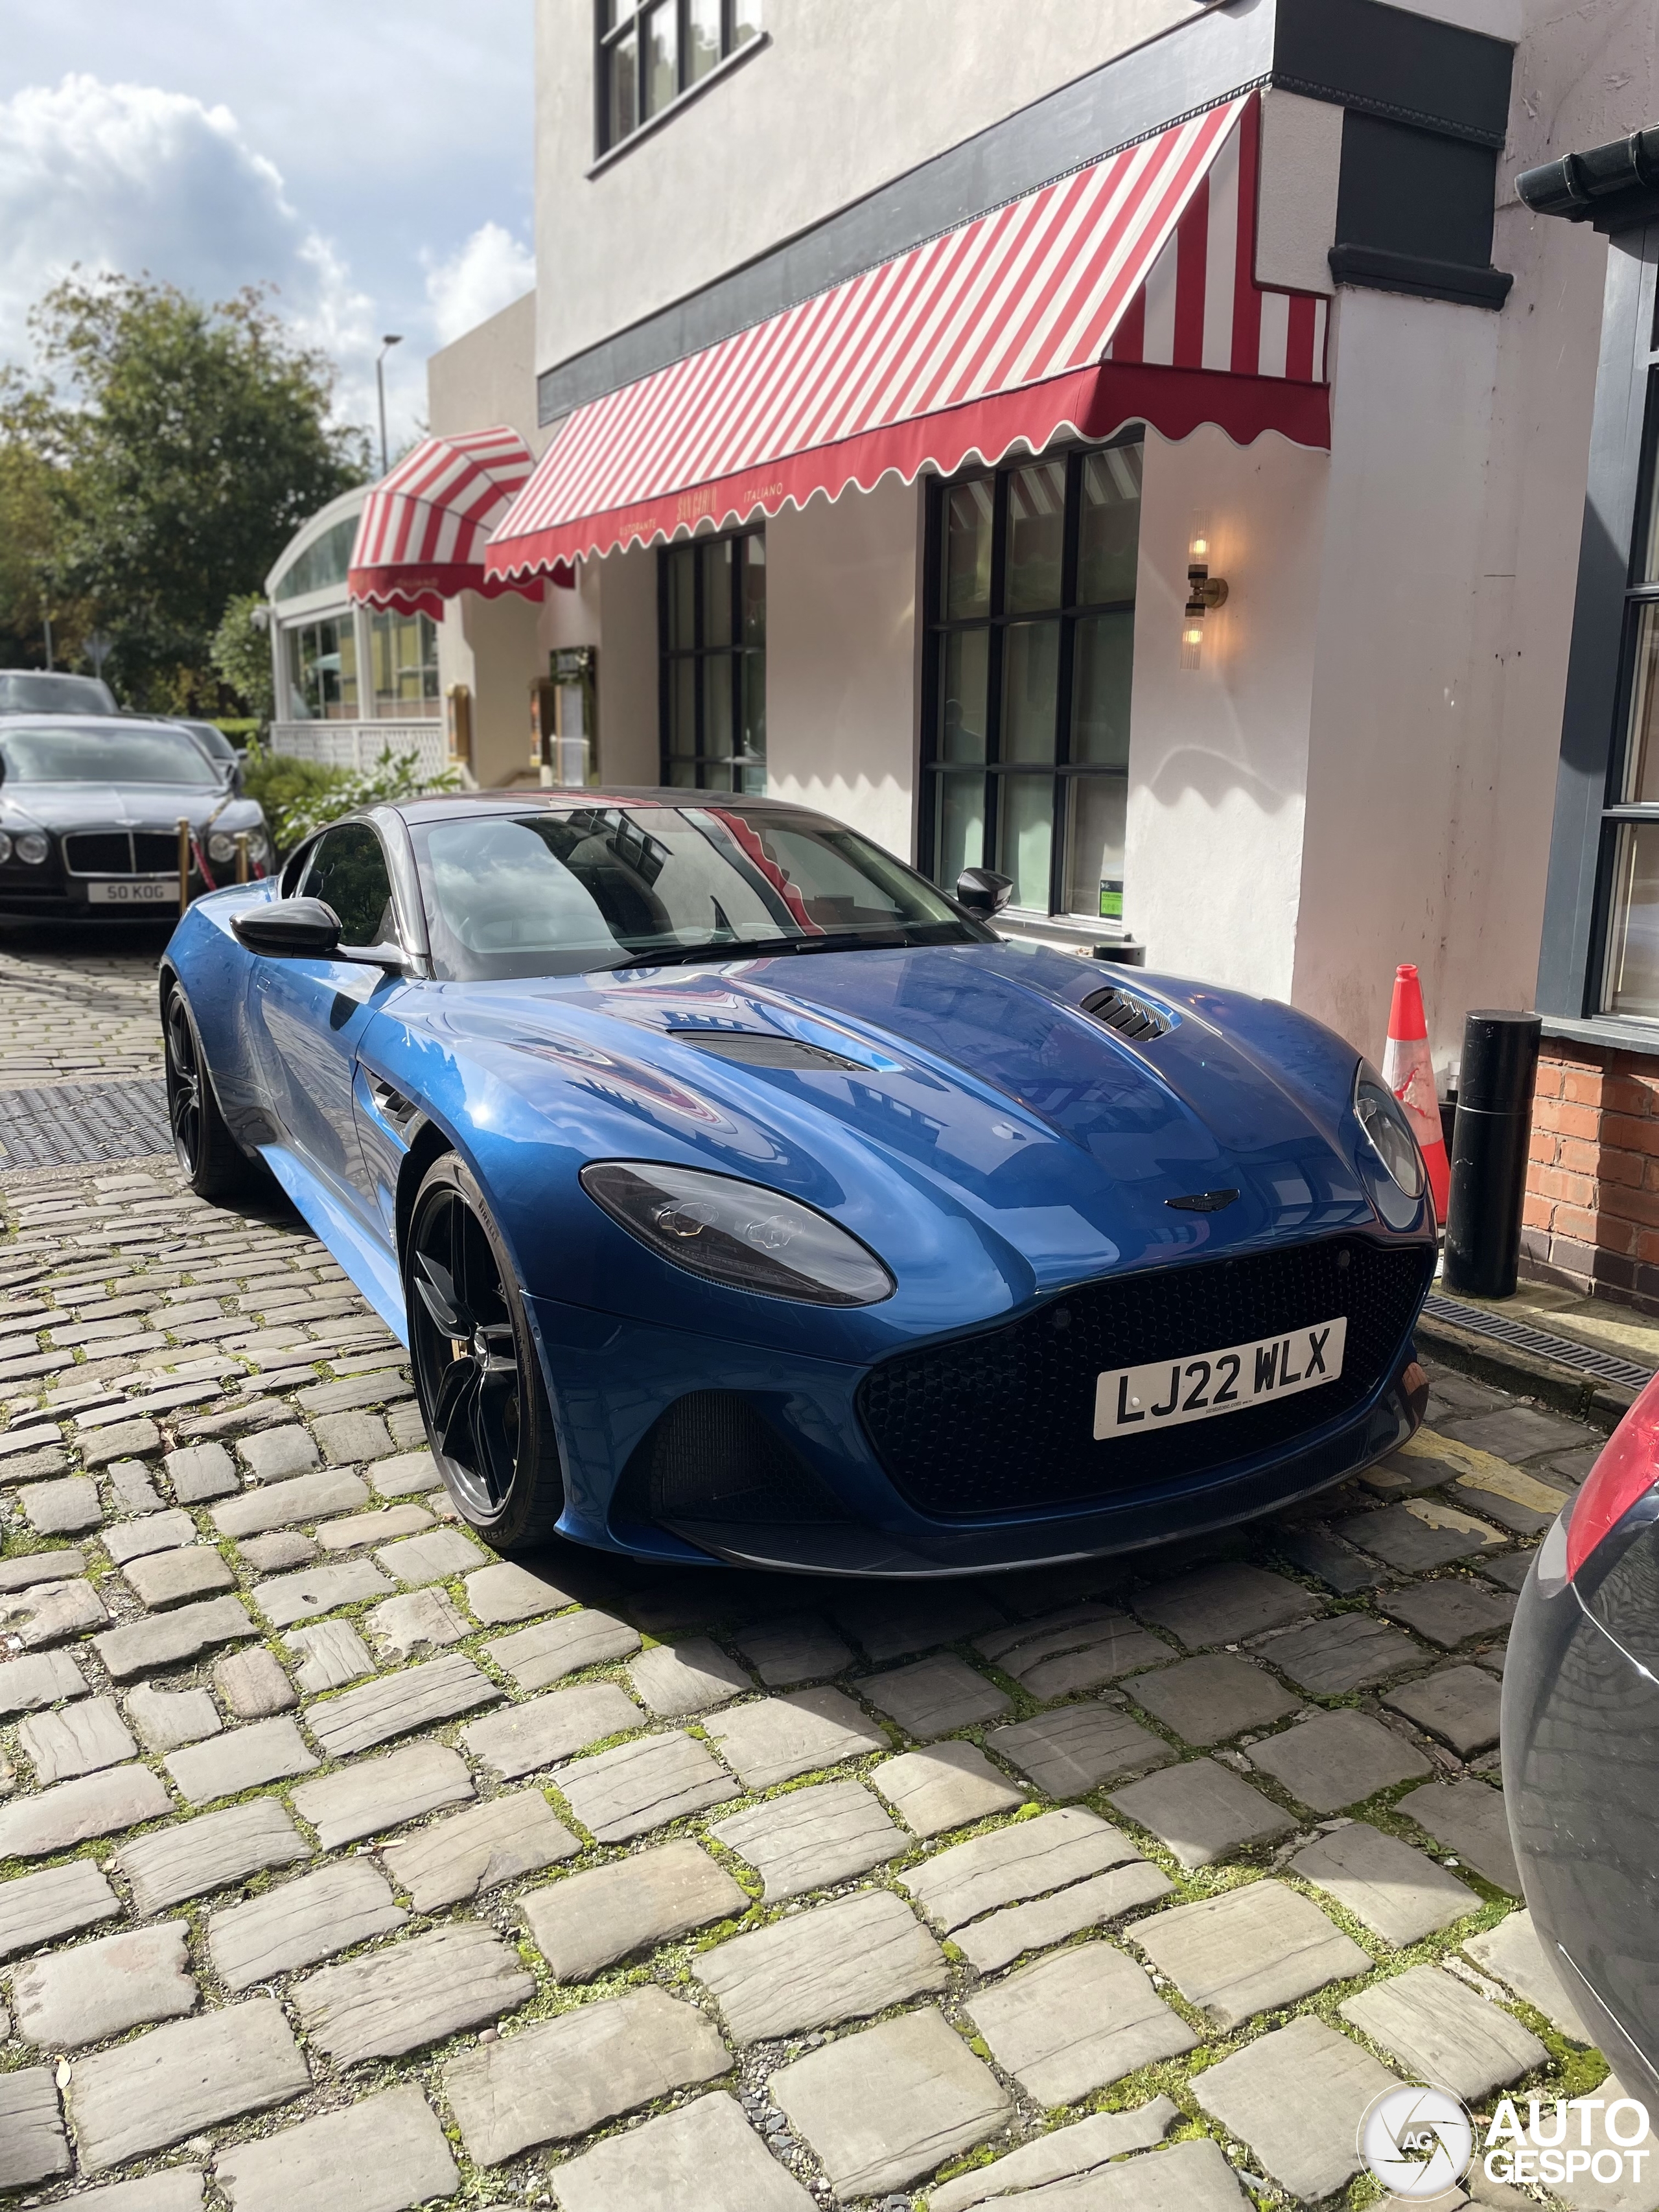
[267,720,449,781]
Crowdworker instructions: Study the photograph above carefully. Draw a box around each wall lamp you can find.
[1179,520,1229,670]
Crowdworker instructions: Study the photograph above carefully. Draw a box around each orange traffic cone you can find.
[1382,962,1450,1223]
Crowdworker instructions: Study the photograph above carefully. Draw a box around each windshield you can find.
[0,725,221,787]
[410,804,982,980]
[0,673,114,716]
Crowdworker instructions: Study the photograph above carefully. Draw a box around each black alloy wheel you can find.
[162,981,259,1200]
[405,1152,565,1552]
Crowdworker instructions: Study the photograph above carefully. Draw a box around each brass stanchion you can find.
[235,831,249,884]
[176,819,191,916]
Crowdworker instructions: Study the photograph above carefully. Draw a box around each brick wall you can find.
[1524,1040,1659,1314]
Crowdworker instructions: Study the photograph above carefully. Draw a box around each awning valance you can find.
[486,93,1328,580]
[348,426,568,618]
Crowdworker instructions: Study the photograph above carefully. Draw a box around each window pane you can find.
[734,0,761,45]
[597,0,623,29]
[1002,620,1060,762]
[1605,822,1659,1016]
[702,539,734,648]
[742,534,766,645]
[1072,611,1133,768]
[608,28,638,143]
[303,825,397,946]
[1624,601,1659,802]
[667,757,697,787]
[1004,460,1067,613]
[1065,774,1128,918]
[998,775,1053,908]
[742,652,766,763]
[702,654,734,760]
[667,546,695,649]
[940,629,988,762]
[944,482,993,620]
[688,0,721,80]
[935,774,985,886]
[701,759,734,791]
[669,657,697,759]
[1078,443,1143,605]
[643,0,677,116]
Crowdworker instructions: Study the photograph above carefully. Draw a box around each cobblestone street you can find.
[0,942,1644,2212]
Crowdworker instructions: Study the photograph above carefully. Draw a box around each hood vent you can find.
[671,1030,863,1071]
[1080,983,1172,1043]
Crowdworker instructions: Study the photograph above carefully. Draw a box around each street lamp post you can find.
[377,334,404,477]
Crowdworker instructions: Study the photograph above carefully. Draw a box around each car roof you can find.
[390,788,817,828]
[0,713,209,738]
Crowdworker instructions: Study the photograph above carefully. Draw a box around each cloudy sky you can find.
[1,0,535,460]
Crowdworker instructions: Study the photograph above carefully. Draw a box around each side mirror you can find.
[231,896,342,959]
[956,867,1014,916]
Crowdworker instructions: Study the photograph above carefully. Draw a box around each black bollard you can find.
[1443,1010,1543,1298]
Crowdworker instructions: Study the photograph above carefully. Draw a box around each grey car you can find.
[0,717,272,918]
[0,669,118,716]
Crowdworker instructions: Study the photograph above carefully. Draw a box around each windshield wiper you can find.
[606,929,916,972]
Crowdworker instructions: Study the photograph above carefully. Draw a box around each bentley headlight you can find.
[15,832,48,865]
[0,832,12,863]
[207,832,237,863]
[581,1160,894,1305]
[1354,1060,1425,1198]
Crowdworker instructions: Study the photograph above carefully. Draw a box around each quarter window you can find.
[922,440,1143,921]
[597,0,761,155]
[299,824,399,948]
[658,530,766,792]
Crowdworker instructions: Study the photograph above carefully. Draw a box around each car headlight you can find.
[0,832,11,864]
[580,1160,894,1305]
[14,832,48,866]
[1354,1060,1425,1198]
[207,832,237,863]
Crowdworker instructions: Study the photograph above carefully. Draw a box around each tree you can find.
[210,593,275,723]
[3,273,368,708]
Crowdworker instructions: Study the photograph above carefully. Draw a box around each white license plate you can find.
[86,879,175,905]
[1094,1316,1347,1440]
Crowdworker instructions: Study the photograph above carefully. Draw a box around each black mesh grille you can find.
[133,833,180,873]
[615,1390,854,1530]
[64,833,130,874]
[857,1235,1433,1519]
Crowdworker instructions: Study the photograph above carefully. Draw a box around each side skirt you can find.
[257,1144,410,1347]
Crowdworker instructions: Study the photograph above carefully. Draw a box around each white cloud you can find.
[424,222,535,349]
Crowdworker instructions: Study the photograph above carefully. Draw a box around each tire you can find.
[404,1151,566,1554]
[163,981,262,1201]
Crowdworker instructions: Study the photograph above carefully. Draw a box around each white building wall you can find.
[1126,424,1328,1000]
[764,479,920,861]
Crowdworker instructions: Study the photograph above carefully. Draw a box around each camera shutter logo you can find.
[1358,2084,1475,2198]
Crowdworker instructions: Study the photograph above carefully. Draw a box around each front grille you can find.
[614,1390,854,1530]
[857,1235,1433,1519]
[133,833,180,873]
[64,832,132,876]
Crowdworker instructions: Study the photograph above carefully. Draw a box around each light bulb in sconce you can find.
[1179,617,1206,671]
[1179,516,1228,673]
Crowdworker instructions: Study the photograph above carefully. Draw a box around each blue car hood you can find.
[412,940,1379,1310]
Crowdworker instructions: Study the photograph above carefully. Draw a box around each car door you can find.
[246,819,406,1213]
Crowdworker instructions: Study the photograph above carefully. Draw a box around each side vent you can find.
[1080,984,1173,1042]
[673,1031,863,1071]
[366,1074,422,1135]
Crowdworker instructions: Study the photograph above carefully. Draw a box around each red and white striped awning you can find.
[349,426,568,618]
[487,93,1328,580]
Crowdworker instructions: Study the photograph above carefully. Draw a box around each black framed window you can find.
[920,437,1142,920]
[596,0,760,155]
[1601,358,1659,1016]
[659,529,765,791]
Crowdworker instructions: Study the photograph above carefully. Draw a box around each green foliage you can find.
[1,272,368,708]
[210,594,276,723]
[242,738,461,857]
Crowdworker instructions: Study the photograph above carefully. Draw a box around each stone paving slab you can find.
[211,2082,459,2212]
[697,1887,947,2042]
[548,2088,814,2212]
[253,1555,394,1625]
[0,2064,70,2187]
[1129,1651,1305,1745]
[1384,1662,1505,1755]
[119,1797,312,1915]
[1291,1819,1479,1944]
[1338,1500,1505,1571]
[485,1607,642,1690]
[710,1779,904,1901]
[380,1788,578,1909]
[293,1918,535,2063]
[986,1700,1172,1797]
[968,1940,1198,2102]
[703,1686,888,1787]
[1398,1778,1522,1892]
[1133,1564,1317,1647]
[973,1605,1174,1699]
[0,1546,87,1592]
[520,1837,745,1980]
[2,1575,108,1646]
[212,1469,368,1538]
[374,1525,482,1586]
[1135,1877,1371,2027]
[955,1858,1176,1974]
[1245,1706,1433,1811]
[769,2006,1011,2199]
[627,1635,752,1716]
[555,1728,738,1841]
[1108,1756,1294,1869]
[37,2174,204,2211]
[1253,1609,1424,1694]
[104,1507,195,1561]
[442,1984,728,2165]
[1465,1907,1594,2040]
[858,1652,1012,1738]
[19,1694,137,1781]
[1341,1962,1548,2099]
[290,1740,473,1850]
[284,1617,374,1692]
[124,1543,237,1608]
[214,1644,297,1717]
[0,1859,121,1959]
[899,1807,1142,1931]
[94,1594,254,1679]
[304,1651,499,1755]
[0,1646,85,1714]
[1273,1522,1389,1594]
[12,1921,196,2047]
[165,1714,318,1802]
[460,1680,642,1777]
[67,1998,312,2170]
[209,1859,408,1992]
[0,1760,170,1856]
[165,1441,238,1501]
[870,1741,1024,1837]
[461,1558,573,1623]
[1380,1579,1516,1649]
[1192,2012,1399,2202]
[731,1612,853,1686]
[316,1502,433,1552]
[928,2093,1179,2211]
[828,1585,1003,1663]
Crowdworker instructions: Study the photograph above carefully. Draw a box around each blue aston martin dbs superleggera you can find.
[159,790,1435,1572]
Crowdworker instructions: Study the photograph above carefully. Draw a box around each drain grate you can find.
[1422,1291,1658,1393]
[0,1080,172,1169]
